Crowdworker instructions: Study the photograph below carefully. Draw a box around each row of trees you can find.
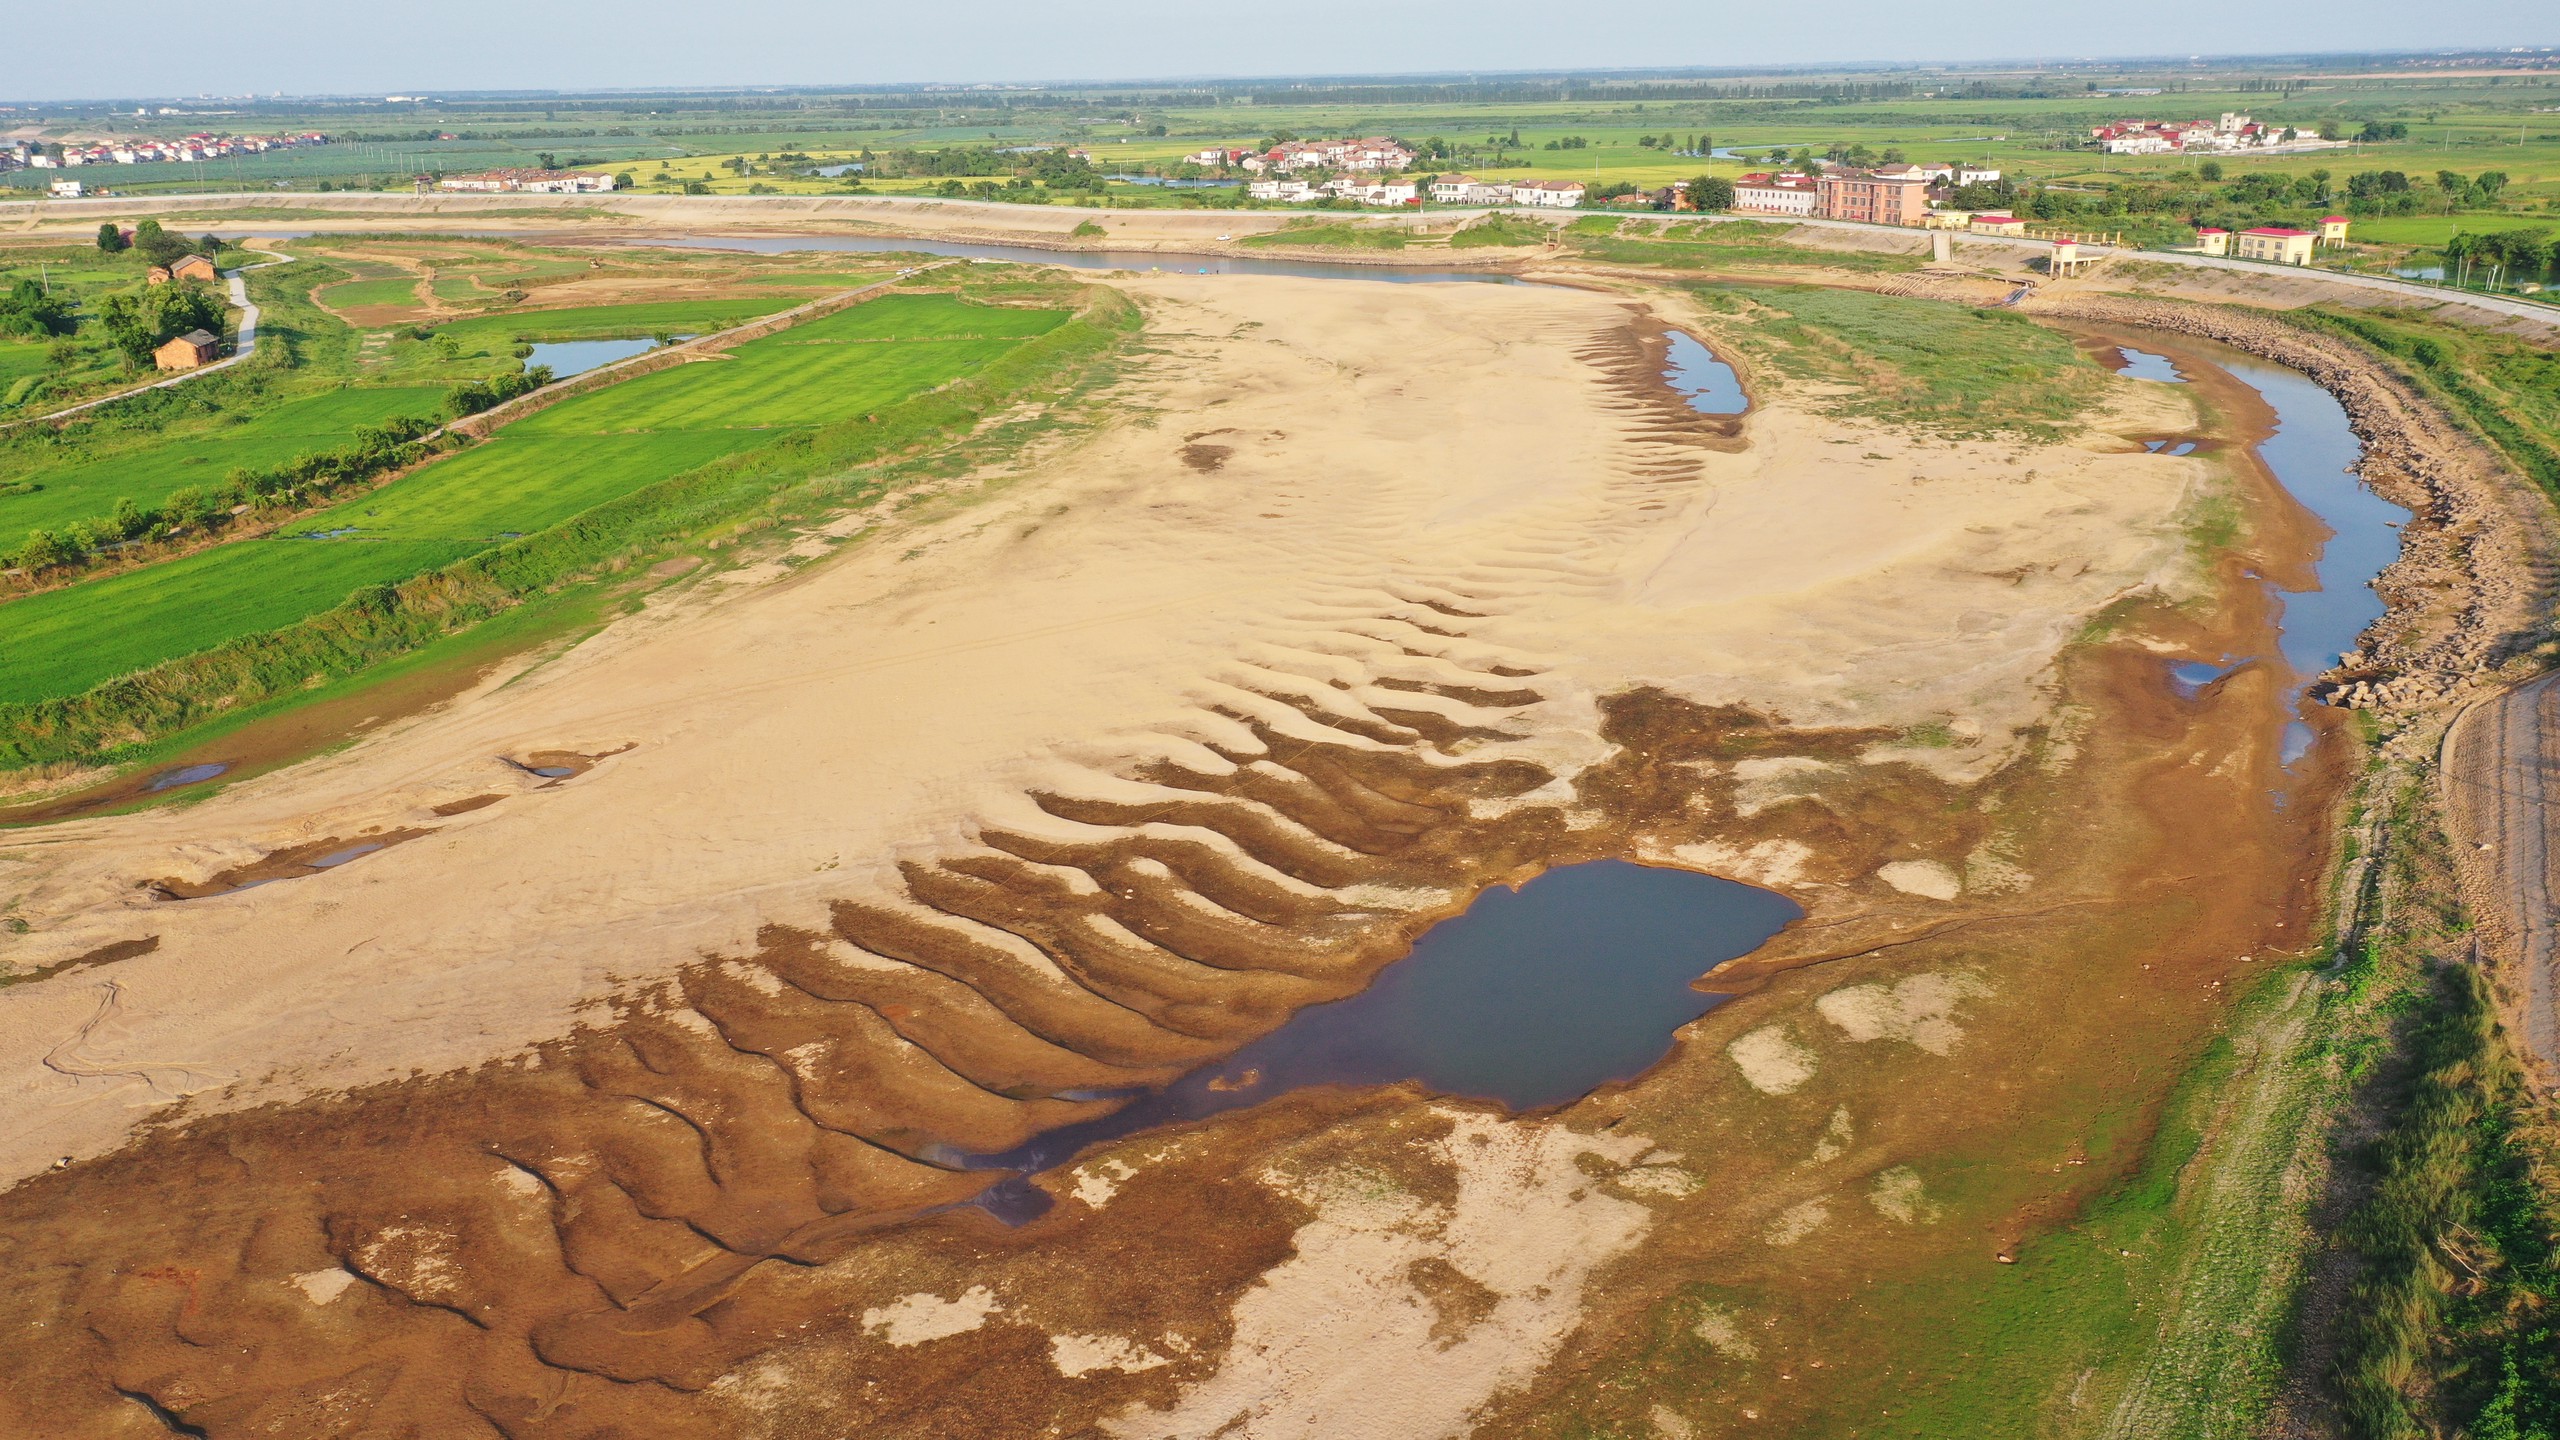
[95,218,222,270]
[857,146,1106,192]
[8,415,438,577]
[443,365,554,419]
[2442,229,2558,287]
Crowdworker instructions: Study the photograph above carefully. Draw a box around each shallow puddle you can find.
[964,859,1800,1222]
[1663,331,1749,415]
[153,828,431,900]
[144,762,230,793]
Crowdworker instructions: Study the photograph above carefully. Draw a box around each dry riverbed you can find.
[0,268,2439,1437]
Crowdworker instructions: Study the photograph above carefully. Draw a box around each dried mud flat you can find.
[0,273,2388,1437]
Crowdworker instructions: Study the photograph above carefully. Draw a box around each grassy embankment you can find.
[1687,284,2103,439]
[0,279,1129,772]
[1566,216,1928,275]
[1238,219,1411,250]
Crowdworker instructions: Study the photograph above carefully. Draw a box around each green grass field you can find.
[317,277,424,311]
[2329,213,2559,245]
[0,538,478,700]
[0,294,1065,703]
[425,298,800,346]
[0,387,443,537]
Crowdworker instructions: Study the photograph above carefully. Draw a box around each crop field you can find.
[0,386,443,537]
[0,293,1065,704]
[0,537,478,701]
[315,276,425,315]
[426,298,801,346]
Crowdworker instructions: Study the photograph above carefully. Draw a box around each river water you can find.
[2117,344,2406,762]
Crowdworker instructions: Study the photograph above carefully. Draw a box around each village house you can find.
[1816,170,1928,226]
[2236,226,2315,265]
[1430,175,1515,204]
[2194,226,2232,256]
[1970,213,2030,236]
[47,179,83,198]
[1508,179,1587,209]
[1732,172,1819,216]
[1319,176,1418,206]
[153,329,218,371]
[438,168,617,194]
[1247,178,1317,203]
[2318,215,2350,246]
[1956,165,2002,186]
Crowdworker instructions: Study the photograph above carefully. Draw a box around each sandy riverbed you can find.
[0,272,2203,1183]
[0,268,2267,1437]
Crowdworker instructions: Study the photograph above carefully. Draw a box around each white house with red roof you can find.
[1732,172,1818,216]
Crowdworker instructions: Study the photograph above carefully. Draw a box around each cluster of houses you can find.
[2091,113,2342,155]
[2190,217,2351,264]
[5,131,329,171]
[1195,138,1418,174]
[1730,161,1998,224]
[436,168,619,194]
[1250,173,1588,207]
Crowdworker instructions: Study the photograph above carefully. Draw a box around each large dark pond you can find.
[964,859,1800,1221]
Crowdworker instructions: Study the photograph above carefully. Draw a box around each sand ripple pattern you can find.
[0,300,1744,1437]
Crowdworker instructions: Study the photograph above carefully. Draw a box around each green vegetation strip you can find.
[1692,284,2106,439]
[0,286,1131,769]
[2286,308,2560,501]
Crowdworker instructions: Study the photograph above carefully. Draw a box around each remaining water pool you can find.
[524,337,673,378]
[1664,331,1749,415]
[965,859,1800,1220]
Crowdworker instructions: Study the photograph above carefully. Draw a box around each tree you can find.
[1687,176,1735,212]
[0,278,77,339]
[96,222,127,253]
[131,218,194,268]
[2198,160,2224,182]
[95,282,225,366]
[536,152,559,170]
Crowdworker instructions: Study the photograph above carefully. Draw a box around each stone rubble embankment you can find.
[2025,293,2551,713]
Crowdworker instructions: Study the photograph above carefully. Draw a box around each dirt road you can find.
[2445,671,2560,1083]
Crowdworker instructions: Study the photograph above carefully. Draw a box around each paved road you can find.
[2444,672,2560,1083]
[1,248,288,430]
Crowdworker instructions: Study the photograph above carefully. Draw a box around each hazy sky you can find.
[11,0,2551,102]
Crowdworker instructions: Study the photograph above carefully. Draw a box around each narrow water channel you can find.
[2117,343,2407,761]
[963,860,1801,1222]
